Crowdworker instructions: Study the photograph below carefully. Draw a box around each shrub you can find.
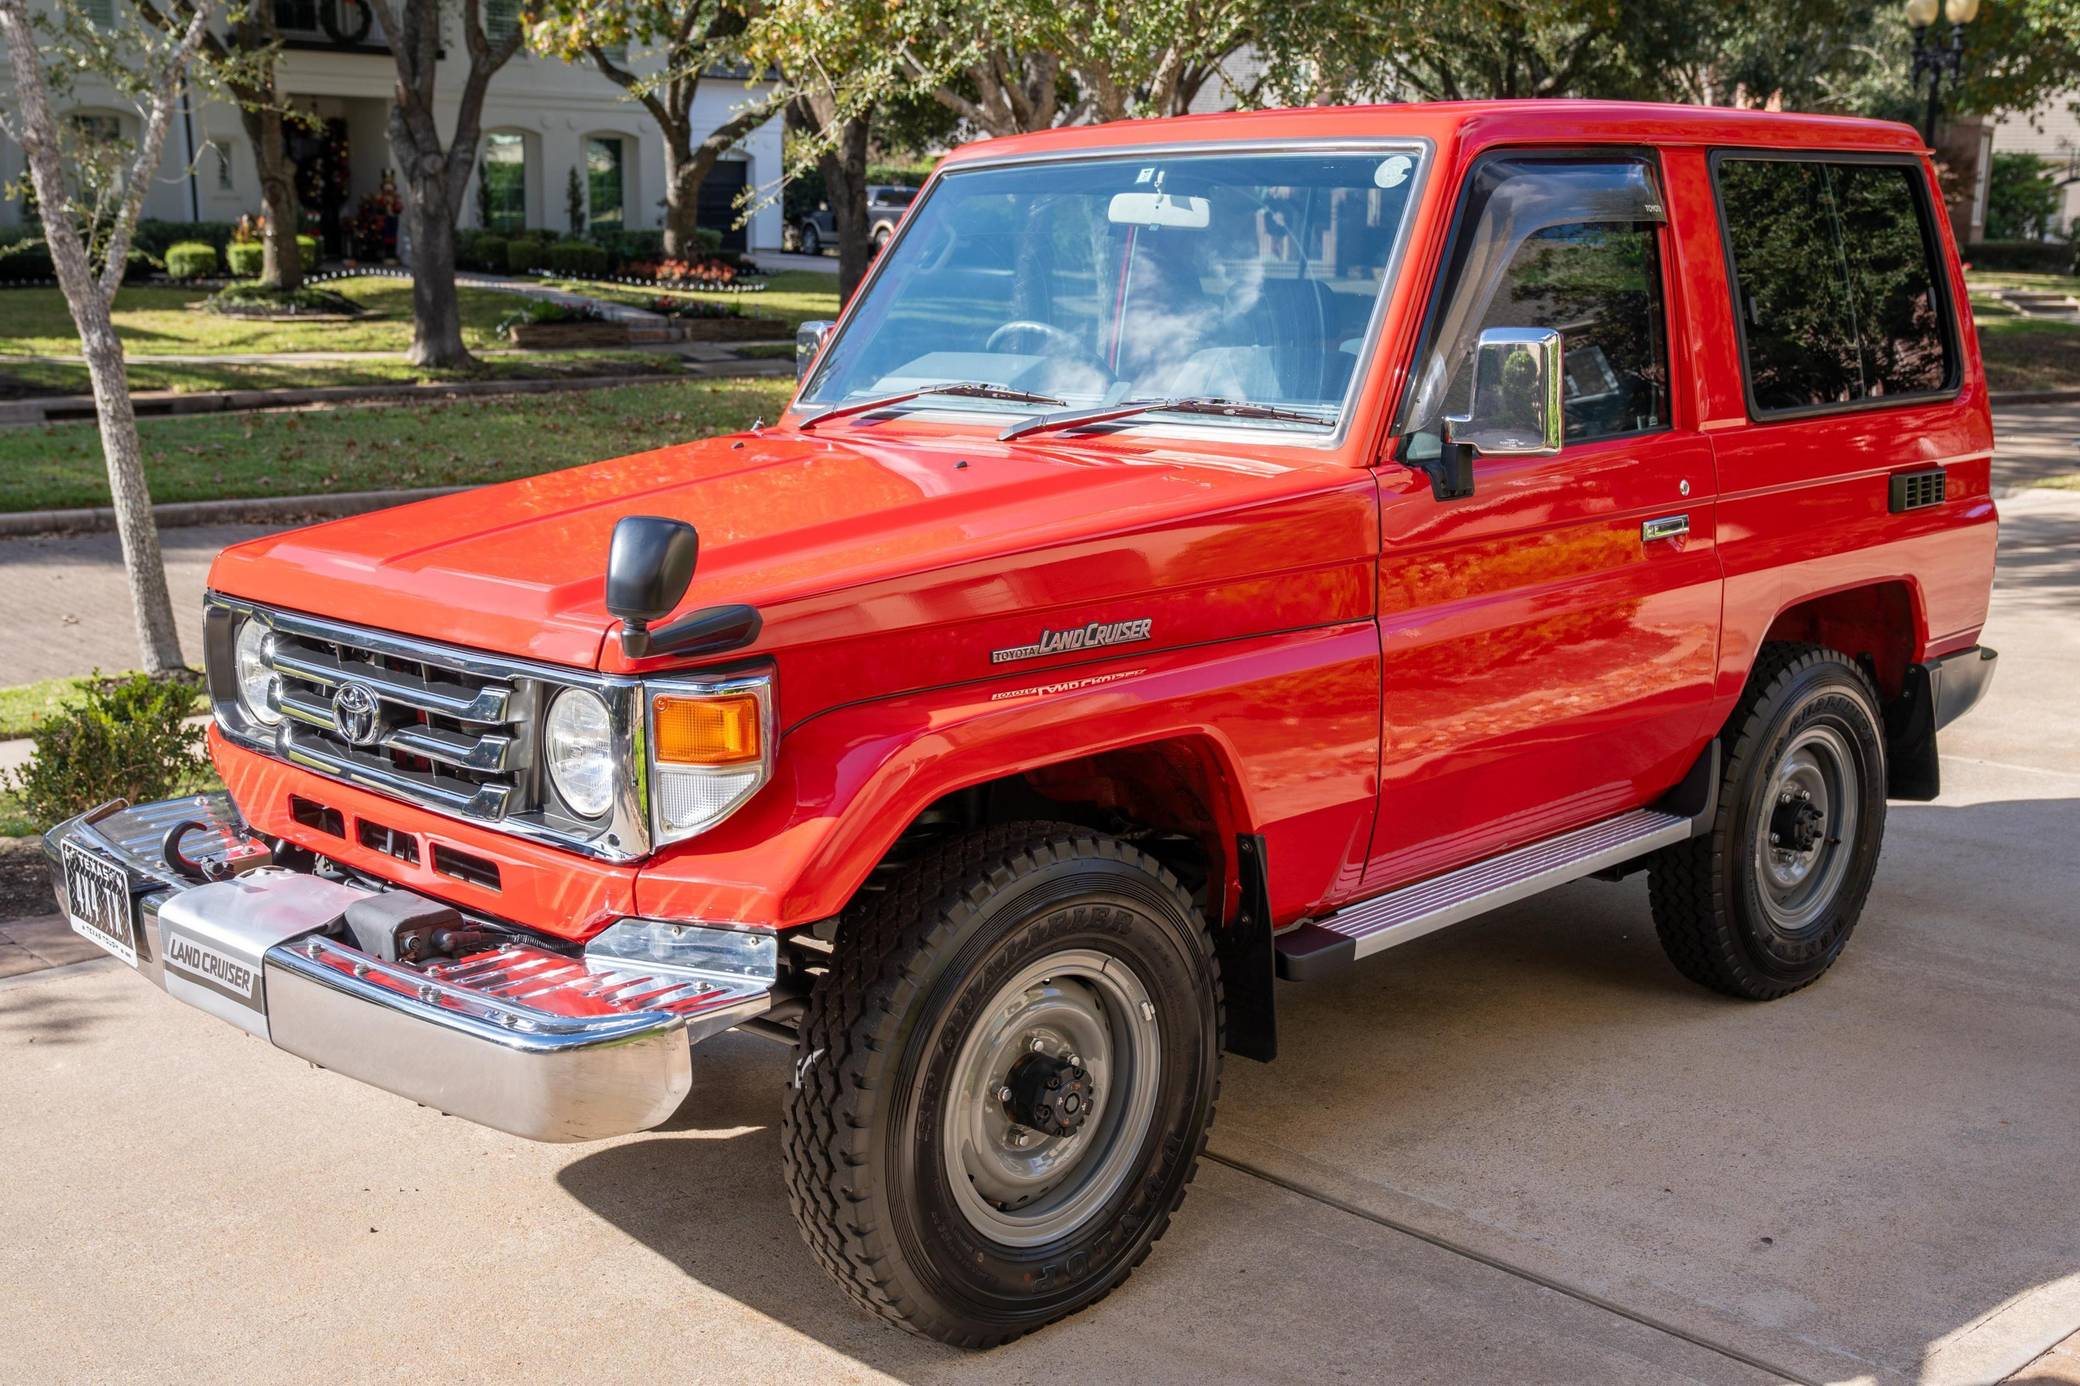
[691,226,724,255]
[470,234,510,271]
[506,236,549,273]
[590,227,664,270]
[496,296,605,339]
[1965,240,2074,275]
[548,238,608,276]
[296,233,320,269]
[0,238,55,281]
[164,240,219,280]
[7,672,204,831]
[133,219,239,257]
[224,241,265,277]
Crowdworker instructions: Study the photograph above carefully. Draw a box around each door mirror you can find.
[607,515,699,657]
[796,319,834,381]
[1445,327,1564,457]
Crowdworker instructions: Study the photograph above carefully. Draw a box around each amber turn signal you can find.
[653,693,763,766]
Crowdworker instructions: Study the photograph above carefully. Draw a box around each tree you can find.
[134,0,305,290]
[1986,152,2064,240]
[365,0,523,366]
[527,0,785,258]
[1256,0,2080,123]
[0,0,215,674]
[567,163,586,235]
[877,0,1257,134]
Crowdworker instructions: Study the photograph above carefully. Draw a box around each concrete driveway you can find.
[3,495,2078,1384]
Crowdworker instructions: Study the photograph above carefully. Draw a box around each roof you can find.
[941,100,1927,167]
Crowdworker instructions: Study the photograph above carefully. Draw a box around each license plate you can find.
[61,839,138,967]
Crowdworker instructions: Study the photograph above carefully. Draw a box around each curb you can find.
[0,485,472,538]
[0,359,792,427]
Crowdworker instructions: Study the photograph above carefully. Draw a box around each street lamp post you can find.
[1908,0,1982,146]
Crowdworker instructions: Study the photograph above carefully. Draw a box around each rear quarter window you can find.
[1714,155,1957,416]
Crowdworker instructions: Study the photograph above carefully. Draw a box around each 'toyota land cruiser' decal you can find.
[990,618,1154,665]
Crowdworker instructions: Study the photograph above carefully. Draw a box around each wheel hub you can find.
[1769,792,1826,854]
[1001,1050,1096,1139]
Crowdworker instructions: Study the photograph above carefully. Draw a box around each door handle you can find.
[1642,514,1689,543]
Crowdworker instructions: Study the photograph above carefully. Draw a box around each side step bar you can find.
[1276,806,1697,981]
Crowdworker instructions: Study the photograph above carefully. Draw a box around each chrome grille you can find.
[268,623,527,823]
[205,595,654,861]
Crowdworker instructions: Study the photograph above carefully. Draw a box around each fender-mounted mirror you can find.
[606,515,764,662]
[607,516,699,657]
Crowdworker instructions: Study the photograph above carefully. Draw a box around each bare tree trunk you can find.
[79,305,185,671]
[0,0,203,674]
[819,115,871,303]
[243,104,304,291]
[662,139,702,260]
[369,0,519,370]
[403,187,464,363]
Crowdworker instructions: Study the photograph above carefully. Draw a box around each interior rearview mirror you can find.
[1445,327,1564,458]
[1106,191,1211,229]
[607,515,699,658]
[796,320,834,381]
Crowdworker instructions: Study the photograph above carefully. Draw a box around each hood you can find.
[208,427,1362,670]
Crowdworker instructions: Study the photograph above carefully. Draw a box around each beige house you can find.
[0,0,784,253]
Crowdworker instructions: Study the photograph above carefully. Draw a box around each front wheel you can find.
[797,223,821,256]
[781,823,1222,1347]
[1649,643,1888,1000]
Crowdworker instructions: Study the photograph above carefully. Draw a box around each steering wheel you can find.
[985,319,1109,377]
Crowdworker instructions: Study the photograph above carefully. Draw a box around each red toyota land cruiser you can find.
[46,102,1998,1345]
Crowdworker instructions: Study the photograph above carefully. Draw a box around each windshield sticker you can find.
[991,618,1154,665]
[1375,155,1413,189]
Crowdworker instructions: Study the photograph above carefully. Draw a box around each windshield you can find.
[799,148,1426,434]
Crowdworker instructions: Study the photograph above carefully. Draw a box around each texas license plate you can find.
[61,839,137,967]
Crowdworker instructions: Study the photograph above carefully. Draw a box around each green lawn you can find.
[0,675,101,740]
[542,269,839,332]
[0,277,525,357]
[1965,271,2080,297]
[0,349,689,399]
[0,377,797,512]
[1976,316,2080,394]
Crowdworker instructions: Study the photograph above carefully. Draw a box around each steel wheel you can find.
[941,949,1162,1247]
[1754,721,1860,932]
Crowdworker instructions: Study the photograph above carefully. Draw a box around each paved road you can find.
[4,493,2080,1377]
[1,402,2072,687]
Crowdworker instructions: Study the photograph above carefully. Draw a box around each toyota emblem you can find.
[330,682,382,747]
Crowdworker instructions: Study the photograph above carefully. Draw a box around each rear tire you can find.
[780,822,1222,1347]
[1649,643,1888,1000]
[798,223,821,256]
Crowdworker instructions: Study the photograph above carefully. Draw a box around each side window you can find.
[1449,221,1670,443]
[1716,157,1954,414]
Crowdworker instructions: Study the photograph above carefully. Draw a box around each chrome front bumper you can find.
[43,797,774,1143]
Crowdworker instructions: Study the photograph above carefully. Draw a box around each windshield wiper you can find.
[998,396,1335,441]
[797,382,1066,431]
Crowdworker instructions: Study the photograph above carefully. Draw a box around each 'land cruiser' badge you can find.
[991,618,1153,666]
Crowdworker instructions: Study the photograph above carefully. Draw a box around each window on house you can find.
[1442,220,1670,444]
[1716,157,1955,415]
[481,132,527,231]
[81,0,115,24]
[484,0,521,44]
[586,137,625,228]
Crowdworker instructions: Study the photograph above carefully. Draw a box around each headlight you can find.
[648,674,773,844]
[545,688,616,819]
[233,618,280,726]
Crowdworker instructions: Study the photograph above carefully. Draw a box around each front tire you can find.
[1649,643,1888,1000]
[797,223,822,256]
[781,823,1222,1347]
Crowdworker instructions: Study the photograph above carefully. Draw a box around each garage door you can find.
[697,162,750,252]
